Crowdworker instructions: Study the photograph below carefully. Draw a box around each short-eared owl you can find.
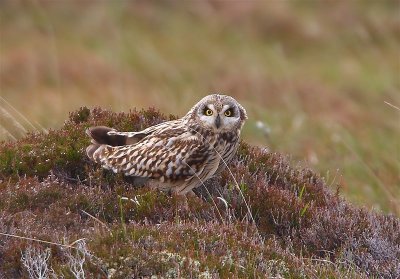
[86,94,247,195]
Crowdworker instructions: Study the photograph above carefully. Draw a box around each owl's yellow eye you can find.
[205,109,213,116]
[224,109,233,117]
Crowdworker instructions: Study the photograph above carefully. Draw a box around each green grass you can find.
[0,0,399,216]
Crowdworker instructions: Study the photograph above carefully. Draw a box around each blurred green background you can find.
[0,0,399,215]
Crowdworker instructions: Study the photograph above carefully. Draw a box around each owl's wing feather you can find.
[106,120,181,142]
[91,128,211,182]
[86,120,181,148]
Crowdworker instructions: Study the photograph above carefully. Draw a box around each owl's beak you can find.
[215,115,221,129]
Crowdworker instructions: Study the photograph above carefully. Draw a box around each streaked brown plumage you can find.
[86,94,247,195]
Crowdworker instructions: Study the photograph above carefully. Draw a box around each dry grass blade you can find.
[339,133,399,215]
[0,232,79,250]
[0,125,17,141]
[384,101,400,111]
[0,97,37,131]
[184,163,226,225]
[80,210,110,231]
[188,127,263,242]
[0,106,27,138]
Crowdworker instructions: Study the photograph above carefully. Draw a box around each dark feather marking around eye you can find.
[224,108,235,117]
[204,107,213,116]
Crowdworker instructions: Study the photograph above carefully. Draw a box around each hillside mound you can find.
[0,107,398,278]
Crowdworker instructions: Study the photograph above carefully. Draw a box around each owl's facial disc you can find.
[198,104,217,130]
[219,104,241,131]
[198,103,240,132]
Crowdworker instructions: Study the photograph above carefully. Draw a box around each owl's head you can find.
[186,94,247,132]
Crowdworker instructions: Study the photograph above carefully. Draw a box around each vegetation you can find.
[0,1,399,215]
[0,1,399,277]
[0,108,398,278]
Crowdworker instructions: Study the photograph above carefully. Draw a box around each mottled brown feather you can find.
[86,94,246,195]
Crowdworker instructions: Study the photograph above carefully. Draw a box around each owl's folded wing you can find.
[88,131,211,182]
[86,120,182,147]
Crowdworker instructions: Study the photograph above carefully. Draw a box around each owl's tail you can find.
[85,126,127,162]
[86,126,128,146]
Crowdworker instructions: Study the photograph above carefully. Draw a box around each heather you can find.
[0,108,398,278]
[1,0,399,215]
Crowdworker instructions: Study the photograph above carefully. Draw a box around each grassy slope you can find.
[0,107,399,278]
[0,1,399,215]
